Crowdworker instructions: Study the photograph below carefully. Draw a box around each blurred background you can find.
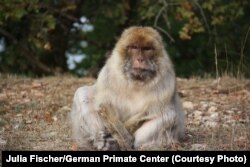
[0,0,249,78]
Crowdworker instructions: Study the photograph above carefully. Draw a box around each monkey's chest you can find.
[113,93,152,122]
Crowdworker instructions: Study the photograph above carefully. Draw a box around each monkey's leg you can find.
[70,86,119,150]
[133,109,178,149]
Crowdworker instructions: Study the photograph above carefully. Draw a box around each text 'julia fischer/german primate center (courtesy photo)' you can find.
[0,1,249,167]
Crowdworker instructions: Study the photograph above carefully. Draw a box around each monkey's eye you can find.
[143,47,154,51]
[128,45,138,50]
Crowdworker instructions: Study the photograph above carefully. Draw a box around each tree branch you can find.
[0,27,53,74]
[154,0,175,42]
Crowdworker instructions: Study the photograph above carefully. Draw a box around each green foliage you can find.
[0,0,80,75]
[0,0,249,77]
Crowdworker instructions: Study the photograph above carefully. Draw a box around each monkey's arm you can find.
[99,104,134,150]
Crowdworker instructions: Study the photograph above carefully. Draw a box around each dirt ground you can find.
[0,75,249,153]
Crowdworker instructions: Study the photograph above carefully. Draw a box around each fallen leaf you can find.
[44,112,53,123]
[71,143,79,151]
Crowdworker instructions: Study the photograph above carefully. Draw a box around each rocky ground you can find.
[178,77,249,150]
[0,75,249,152]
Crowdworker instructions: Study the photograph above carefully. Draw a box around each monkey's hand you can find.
[99,104,134,150]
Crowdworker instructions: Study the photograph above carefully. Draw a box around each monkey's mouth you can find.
[130,68,156,81]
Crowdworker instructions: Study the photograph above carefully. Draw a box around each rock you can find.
[237,110,243,114]
[0,138,7,145]
[192,120,201,126]
[208,102,216,106]
[225,120,236,125]
[183,101,194,110]
[200,101,208,110]
[59,106,71,112]
[235,136,247,141]
[52,116,58,122]
[16,114,23,117]
[201,116,209,122]
[208,106,217,113]
[225,110,234,115]
[210,112,219,120]
[191,144,207,150]
[205,121,217,128]
[0,93,7,101]
[222,124,230,128]
[25,120,32,124]
[222,115,232,121]
[178,90,187,97]
[41,132,57,139]
[193,110,202,117]
[13,124,20,129]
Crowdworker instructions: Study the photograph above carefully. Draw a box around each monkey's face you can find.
[123,43,157,82]
[118,27,162,82]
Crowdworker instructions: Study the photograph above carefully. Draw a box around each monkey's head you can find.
[114,26,165,83]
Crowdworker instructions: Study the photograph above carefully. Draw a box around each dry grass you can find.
[0,74,249,152]
[0,74,95,151]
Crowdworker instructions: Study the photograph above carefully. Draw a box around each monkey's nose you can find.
[137,57,144,63]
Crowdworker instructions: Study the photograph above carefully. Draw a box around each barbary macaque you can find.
[70,26,185,150]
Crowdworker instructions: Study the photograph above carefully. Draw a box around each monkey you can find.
[70,26,185,150]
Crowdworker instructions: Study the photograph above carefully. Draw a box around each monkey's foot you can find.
[95,131,120,151]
